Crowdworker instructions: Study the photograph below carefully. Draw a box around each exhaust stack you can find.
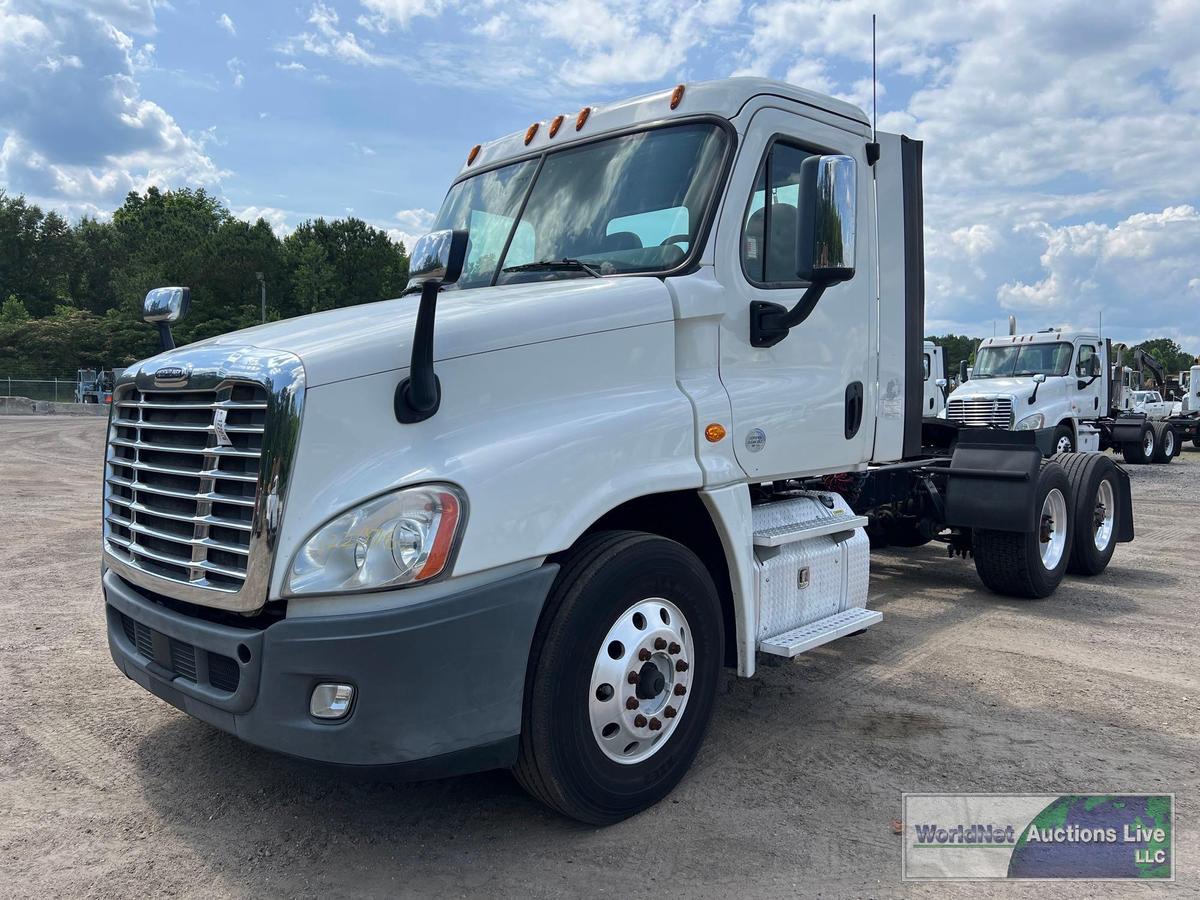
[1008,315,1017,336]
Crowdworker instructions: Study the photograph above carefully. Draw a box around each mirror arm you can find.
[1029,381,1041,404]
[749,283,827,349]
[393,281,442,424]
[157,321,175,352]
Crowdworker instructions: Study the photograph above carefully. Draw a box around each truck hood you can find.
[176,277,673,387]
[948,377,1034,401]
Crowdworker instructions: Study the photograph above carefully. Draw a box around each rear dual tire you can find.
[1121,424,1156,465]
[972,461,1072,599]
[1151,423,1177,463]
[1053,452,1122,576]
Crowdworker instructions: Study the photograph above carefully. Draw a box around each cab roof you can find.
[455,77,871,179]
[979,330,1099,348]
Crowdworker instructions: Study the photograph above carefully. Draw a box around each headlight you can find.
[286,484,465,596]
[1015,412,1044,431]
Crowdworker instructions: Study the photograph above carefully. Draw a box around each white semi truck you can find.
[947,324,1198,464]
[922,341,947,417]
[101,79,1135,824]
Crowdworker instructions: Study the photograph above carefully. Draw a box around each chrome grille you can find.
[104,384,267,593]
[947,397,1014,429]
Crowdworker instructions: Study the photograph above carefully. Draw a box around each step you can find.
[758,607,883,658]
[753,514,869,547]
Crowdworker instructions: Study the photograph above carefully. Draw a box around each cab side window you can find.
[741,141,816,285]
[1076,345,1098,377]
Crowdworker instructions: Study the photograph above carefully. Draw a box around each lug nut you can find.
[638,648,652,661]
[625,696,639,710]
[664,705,677,718]
[675,659,689,672]
[673,683,686,696]
[668,642,681,655]
[634,714,647,728]
[648,717,662,731]
[654,637,667,650]
[627,671,639,684]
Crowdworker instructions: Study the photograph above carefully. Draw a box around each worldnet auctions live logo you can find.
[902,794,1173,881]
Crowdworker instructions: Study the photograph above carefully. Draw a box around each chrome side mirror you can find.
[1033,373,1047,384]
[143,287,190,324]
[935,378,947,388]
[406,230,468,291]
[797,154,856,283]
[143,286,190,352]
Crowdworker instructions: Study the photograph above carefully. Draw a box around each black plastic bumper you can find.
[104,564,558,775]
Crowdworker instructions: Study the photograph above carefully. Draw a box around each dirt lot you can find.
[1,416,1196,898]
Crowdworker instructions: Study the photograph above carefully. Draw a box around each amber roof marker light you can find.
[467,144,481,165]
[549,114,564,138]
[575,107,591,131]
[670,84,685,109]
[524,122,539,145]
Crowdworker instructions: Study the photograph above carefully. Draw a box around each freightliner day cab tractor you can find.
[946,322,1198,464]
[101,79,1136,824]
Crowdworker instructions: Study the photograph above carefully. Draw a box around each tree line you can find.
[0,188,410,375]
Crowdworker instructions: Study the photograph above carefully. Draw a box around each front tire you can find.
[1052,422,1074,455]
[514,531,723,824]
[1053,452,1122,576]
[972,461,1073,599]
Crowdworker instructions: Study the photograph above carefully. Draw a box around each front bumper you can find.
[104,564,558,775]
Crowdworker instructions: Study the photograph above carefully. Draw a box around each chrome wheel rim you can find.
[1163,430,1175,457]
[1038,488,1068,570]
[588,597,693,765]
[1093,479,1115,552]
[1143,431,1155,456]
[1056,435,1073,453]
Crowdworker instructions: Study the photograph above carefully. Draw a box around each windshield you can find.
[973,342,1073,378]
[429,123,728,289]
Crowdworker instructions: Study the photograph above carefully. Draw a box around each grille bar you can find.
[104,382,267,594]
[947,397,1014,429]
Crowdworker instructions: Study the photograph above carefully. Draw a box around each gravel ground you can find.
[1,416,1196,898]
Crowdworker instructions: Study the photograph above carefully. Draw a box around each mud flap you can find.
[942,429,1043,533]
[1113,463,1135,542]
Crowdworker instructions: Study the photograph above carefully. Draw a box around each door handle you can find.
[845,381,864,439]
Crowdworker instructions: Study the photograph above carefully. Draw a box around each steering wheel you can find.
[660,234,690,247]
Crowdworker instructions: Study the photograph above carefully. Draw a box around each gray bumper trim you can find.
[105,564,559,771]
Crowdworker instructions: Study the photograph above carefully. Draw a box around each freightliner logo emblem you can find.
[154,365,188,385]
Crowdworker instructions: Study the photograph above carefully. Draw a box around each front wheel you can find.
[514,531,723,824]
[1052,423,1074,455]
[972,461,1073,599]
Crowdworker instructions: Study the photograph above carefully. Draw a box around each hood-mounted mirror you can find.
[143,287,190,351]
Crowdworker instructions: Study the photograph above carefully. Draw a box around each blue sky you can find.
[2,0,1199,350]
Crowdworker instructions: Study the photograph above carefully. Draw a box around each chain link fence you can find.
[1,375,94,403]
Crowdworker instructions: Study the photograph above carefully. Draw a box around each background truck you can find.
[101,78,1134,825]
[74,368,114,404]
[922,340,947,417]
[947,323,1195,464]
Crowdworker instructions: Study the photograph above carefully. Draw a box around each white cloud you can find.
[357,0,450,31]
[0,1,225,218]
[226,56,244,87]
[389,207,435,249]
[216,12,235,36]
[235,205,292,236]
[280,2,393,66]
[349,141,375,156]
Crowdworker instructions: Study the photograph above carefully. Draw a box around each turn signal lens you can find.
[467,144,481,165]
[549,114,564,137]
[575,107,591,130]
[705,423,726,443]
[670,84,685,109]
[524,123,539,145]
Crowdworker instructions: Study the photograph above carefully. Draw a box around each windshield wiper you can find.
[502,258,602,278]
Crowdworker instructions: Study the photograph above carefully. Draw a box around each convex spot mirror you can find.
[143,287,190,324]
[796,154,857,284]
[406,229,469,291]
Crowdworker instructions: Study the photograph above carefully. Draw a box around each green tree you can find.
[1131,338,1196,374]
[1,295,30,323]
[925,334,982,378]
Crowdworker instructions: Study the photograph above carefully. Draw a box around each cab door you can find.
[713,106,875,479]
[1072,340,1105,418]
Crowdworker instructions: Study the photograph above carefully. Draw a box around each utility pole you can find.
[256,272,266,323]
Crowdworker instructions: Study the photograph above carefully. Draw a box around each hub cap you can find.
[588,598,693,765]
[1162,430,1175,457]
[1038,488,1068,570]
[1056,434,1073,453]
[1093,479,1115,552]
[1143,431,1156,456]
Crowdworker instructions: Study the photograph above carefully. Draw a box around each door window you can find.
[741,141,816,285]
[1076,345,1098,377]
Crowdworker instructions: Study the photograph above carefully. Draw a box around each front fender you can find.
[271,321,700,598]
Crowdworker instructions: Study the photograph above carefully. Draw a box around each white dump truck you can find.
[947,323,1195,464]
[101,78,1135,824]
